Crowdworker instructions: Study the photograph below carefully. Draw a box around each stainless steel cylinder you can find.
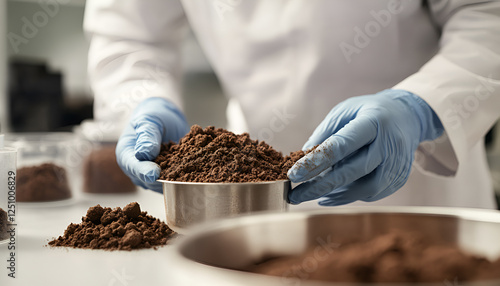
[159,180,290,233]
[168,207,500,286]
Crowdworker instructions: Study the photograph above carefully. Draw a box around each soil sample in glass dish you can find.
[48,202,176,251]
[0,208,8,241]
[17,163,71,202]
[249,231,500,284]
[155,125,309,183]
[83,145,136,193]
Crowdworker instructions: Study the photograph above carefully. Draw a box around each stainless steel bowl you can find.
[159,180,290,233]
[169,207,500,286]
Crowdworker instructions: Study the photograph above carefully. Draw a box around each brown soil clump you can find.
[48,202,176,251]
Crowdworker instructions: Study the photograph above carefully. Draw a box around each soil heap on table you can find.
[156,125,306,183]
[0,208,7,240]
[83,146,136,193]
[48,202,176,251]
[17,163,71,202]
[250,231,500,283]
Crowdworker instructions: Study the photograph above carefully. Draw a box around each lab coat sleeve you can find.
[393,0,500,176]
[83,0,187,130]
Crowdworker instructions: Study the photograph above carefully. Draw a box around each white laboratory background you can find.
[2,0,228,132]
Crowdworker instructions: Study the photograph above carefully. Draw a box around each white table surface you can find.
[0,190,185,286]
[0,187,323,286]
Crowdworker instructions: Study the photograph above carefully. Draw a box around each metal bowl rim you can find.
[177,206,500,240]
[157,179,290,186]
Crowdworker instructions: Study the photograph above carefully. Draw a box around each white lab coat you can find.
[84,0,500,209]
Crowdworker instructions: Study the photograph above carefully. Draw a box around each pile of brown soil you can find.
[48,202,176,251]
[156,125,306,183]
[0,208,7,240]
[17,163,71,202]
[83,145,136,193]
[250,231,500,283]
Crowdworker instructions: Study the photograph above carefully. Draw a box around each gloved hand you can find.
[287,89,443,206]
[116,97,189,192]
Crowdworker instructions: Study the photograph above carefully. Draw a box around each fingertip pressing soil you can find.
[17,163,72,202]
[155,125,309,183]
[48,202,176,251]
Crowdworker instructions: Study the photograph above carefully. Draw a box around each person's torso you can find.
[177,1,496,209]
[180,0,440,153]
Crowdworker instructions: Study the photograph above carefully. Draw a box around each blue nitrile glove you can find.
[288,89,443,206]
[116,97,189,193]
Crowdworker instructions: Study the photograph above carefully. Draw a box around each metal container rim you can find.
[157,179,290,186]
[177,206,500,242]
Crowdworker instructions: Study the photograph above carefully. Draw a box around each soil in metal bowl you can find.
[250,231,500,283]
[156,125,308,183]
